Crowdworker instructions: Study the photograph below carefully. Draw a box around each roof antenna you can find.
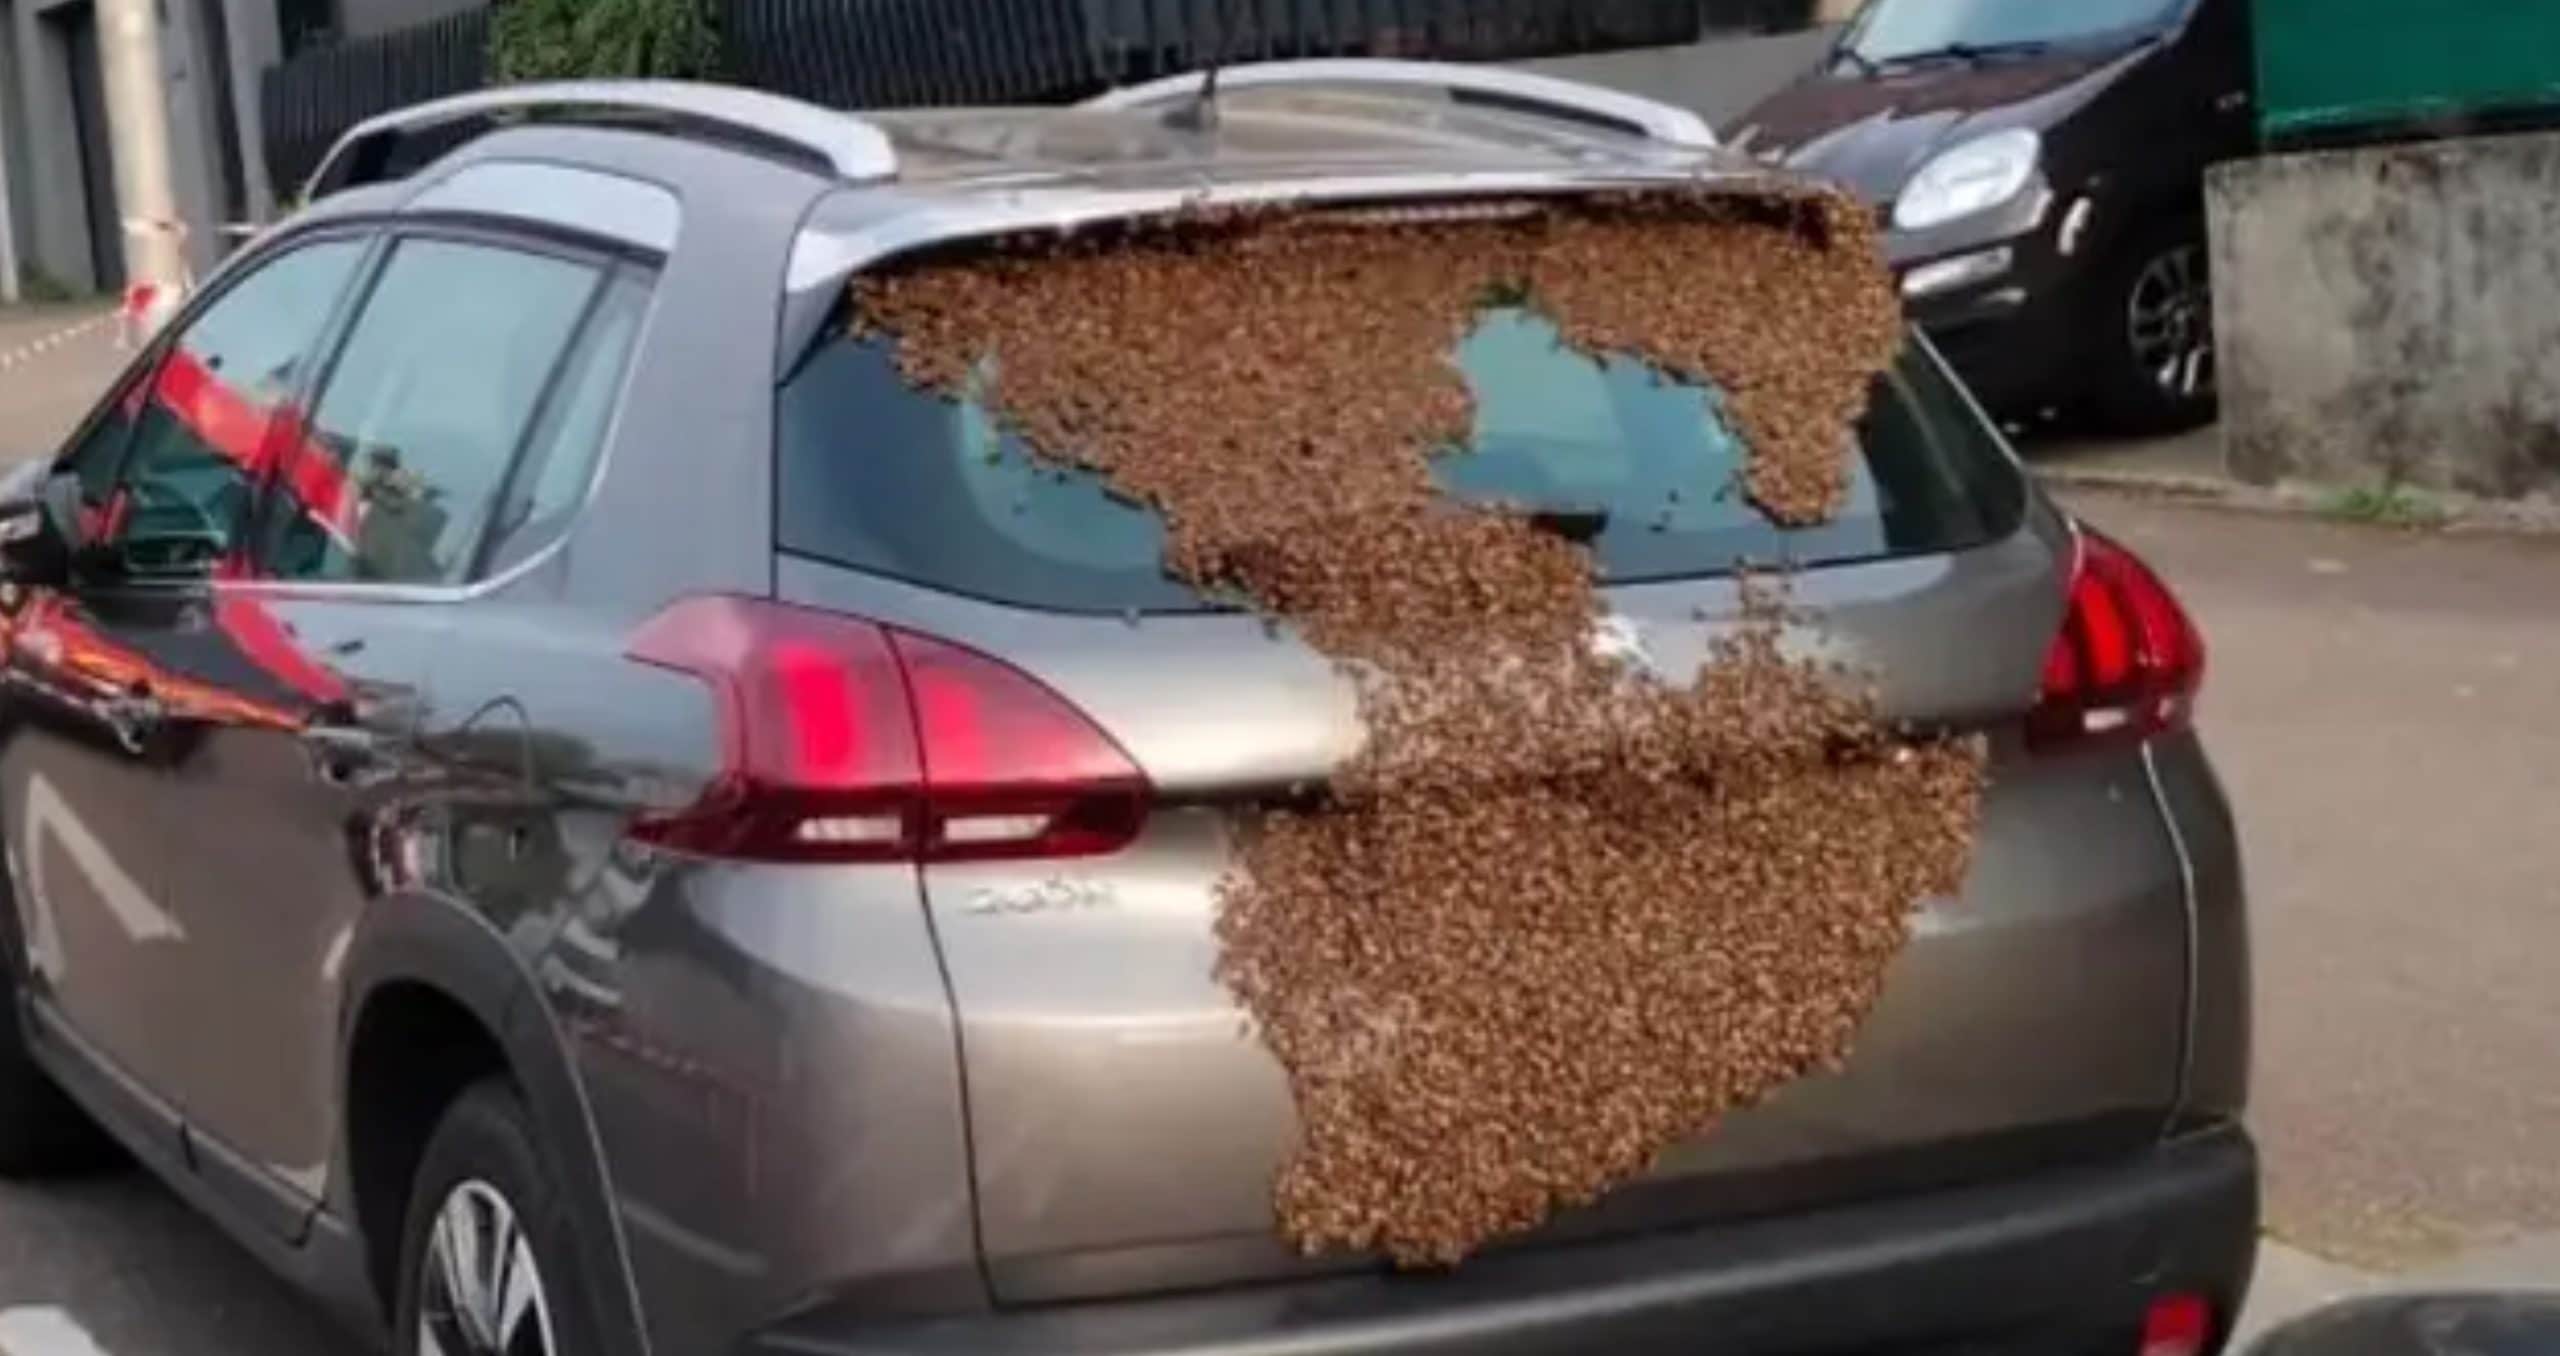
[1166,63,1222,133]
[1165,0,1246,133]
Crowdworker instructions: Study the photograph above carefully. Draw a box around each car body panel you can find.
[775,494,2195,1298]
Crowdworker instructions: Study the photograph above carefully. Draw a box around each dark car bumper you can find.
[1897,231,2098,416]
[746,1125,2258,1356]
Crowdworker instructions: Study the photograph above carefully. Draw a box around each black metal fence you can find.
[262,5,489,194]
[262,0,1817,195]
[729,0,1728,108]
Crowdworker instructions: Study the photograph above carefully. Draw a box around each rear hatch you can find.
[772,274,2191,1301]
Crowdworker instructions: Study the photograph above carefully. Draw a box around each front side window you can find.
[104,238,367,569]
[262,237,610,586]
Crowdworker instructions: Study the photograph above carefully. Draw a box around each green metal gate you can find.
[2257,0,2560,148]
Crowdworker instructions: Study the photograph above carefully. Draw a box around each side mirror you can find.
[0,473,83,588]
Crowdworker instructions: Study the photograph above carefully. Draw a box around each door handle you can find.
[105,683,165,752]
[301,722,386,784]
[2215,90,2251,113]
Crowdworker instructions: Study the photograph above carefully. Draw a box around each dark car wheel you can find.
[2089,223,2219,435]
[0,952,114,1178]
[395,1081,597,1356]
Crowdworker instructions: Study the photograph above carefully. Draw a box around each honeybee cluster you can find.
[855,186,1987,1264]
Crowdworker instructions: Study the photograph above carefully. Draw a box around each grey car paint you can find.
[0,86,2248,1356]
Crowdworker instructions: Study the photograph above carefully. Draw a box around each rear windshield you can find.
[777,306,2025,613]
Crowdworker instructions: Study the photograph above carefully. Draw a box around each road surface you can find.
[2059,489,2560,1272]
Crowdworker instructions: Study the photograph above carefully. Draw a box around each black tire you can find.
[393,1080,599,1356]
[2087,221,2220,436]
[0,956,115,1178]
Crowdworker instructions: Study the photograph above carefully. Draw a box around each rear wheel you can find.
[0,950,113,1178]
[394,1081,595,1356]
[2088,223,2219,435]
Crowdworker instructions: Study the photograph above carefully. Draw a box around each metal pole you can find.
[0,113,20,304]
[95,0,188,293]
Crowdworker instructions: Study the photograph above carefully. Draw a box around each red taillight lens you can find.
[2028,526,2205,751]
[2138,1293,2213,1356]
[894,632,1149,860]
[626,596,1148,864]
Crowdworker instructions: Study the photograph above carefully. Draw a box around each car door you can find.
[0,235,369,1151]
[158,224,646,1239]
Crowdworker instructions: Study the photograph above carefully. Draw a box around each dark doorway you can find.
[54,1,124,291]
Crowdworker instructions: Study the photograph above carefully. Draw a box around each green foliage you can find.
[15,269,83,304]
[489,0,720,84]
[2319,482,2448,529]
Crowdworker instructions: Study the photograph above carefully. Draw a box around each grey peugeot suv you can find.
[0,66,2249,1356]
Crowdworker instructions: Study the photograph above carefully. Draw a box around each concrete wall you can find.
[0,0,238,295]
[0,0,28,296]
[2211,135,2560,498]
[7,0,102,291]
[221,0,282,214]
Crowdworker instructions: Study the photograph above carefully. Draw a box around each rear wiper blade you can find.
[1527,505,1612,544]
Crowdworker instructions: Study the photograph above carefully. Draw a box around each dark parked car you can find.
[1735,0,2258,432]
[0,68,2249,1356]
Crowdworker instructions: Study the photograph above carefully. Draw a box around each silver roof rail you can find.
[305,80,898,199]
[1083,59,1717,150]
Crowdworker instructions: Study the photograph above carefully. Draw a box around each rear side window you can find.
[778,307,2024,613]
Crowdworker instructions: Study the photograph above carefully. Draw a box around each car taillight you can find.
[626,596,1148,863]
[2138,1293,2213,1356]
[2028,526,2205,751]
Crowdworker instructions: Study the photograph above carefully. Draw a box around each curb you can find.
[2035,465,2560,538]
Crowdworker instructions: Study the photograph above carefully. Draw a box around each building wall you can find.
[0,0,29,295]
[6,0,100,292]
[2210,134,2560,498]
[0,0,240,295]
[221,0,283,213]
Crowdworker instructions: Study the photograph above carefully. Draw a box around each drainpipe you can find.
[96,0,188,296]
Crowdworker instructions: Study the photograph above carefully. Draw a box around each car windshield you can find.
[776,307,2025,614]
[1844,0,2184,63]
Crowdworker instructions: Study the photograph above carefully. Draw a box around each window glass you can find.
[264,238,601,585]
[480,271,651,575]
[1845,0,2185,62]
[775,308,2024,614]
[59,369,147,513]
[107,239,366,563]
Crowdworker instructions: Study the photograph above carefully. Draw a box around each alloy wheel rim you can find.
[418,1180,557,1356]
[2128,244,2215,402]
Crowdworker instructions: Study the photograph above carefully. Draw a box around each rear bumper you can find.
[747,1125,2259,1356]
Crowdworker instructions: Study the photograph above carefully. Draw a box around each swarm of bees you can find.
[856,185,1987,1266]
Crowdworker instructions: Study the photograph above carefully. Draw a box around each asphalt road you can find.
[0,307,121,462]
[2059,489,2560,1272]
[0,1171,355,1356]
[0,320,2552,1352]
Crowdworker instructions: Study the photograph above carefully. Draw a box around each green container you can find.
[2256,0,2560,143]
